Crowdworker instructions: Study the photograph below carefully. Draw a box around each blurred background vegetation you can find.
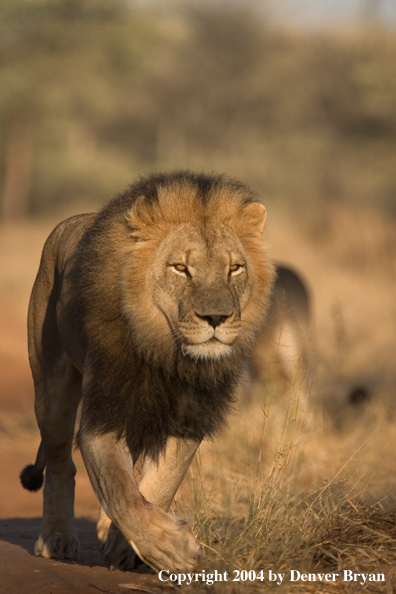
[0,0,396,220]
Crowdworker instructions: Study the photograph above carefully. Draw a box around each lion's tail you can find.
[20,441,46,492]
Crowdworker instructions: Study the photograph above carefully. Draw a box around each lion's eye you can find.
[172,263,190,276]
[229,264,244,275]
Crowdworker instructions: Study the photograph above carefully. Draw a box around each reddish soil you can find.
[0,319,172,594]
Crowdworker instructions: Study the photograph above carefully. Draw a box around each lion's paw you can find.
[138,513,201,573]
[35,532,80,560]
[98,526,140,571]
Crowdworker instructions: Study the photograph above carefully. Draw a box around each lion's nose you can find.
[197,314,229,328]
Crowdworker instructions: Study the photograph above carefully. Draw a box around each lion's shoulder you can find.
[42,213,96,266]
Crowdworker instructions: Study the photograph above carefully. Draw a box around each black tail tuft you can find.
[20,464,44,491]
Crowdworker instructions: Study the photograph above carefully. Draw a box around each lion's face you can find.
[151,223,252,361]
[120,179,274,365]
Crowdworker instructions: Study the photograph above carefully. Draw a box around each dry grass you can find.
[173,389,396,592]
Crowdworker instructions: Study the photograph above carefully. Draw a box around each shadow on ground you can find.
[0,517,103,565]
[0,517,168,594]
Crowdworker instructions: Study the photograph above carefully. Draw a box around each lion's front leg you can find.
[79,430,200,573]
[139,436,200,511]
[96,437,199,571]
[96,505,140,571]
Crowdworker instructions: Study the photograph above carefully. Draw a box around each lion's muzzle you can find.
[196,313,230,328]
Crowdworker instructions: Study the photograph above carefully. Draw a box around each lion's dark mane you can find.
[102,170,256,214]
[70,171,258,461]
[81,342,244,462]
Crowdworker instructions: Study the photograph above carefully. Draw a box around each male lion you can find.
[20,171,274,573]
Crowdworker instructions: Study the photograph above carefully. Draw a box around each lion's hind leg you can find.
[32,353,82,561]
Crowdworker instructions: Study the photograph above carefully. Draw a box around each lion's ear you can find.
[238,202,267,238]
[127,196,162,237]
[129,196,154,228]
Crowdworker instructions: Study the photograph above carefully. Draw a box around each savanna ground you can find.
[1,204,396,593]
